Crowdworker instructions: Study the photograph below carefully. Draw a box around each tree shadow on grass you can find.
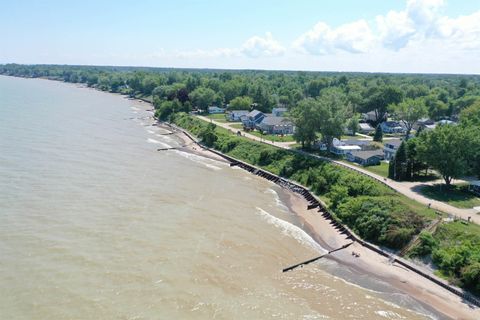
[415,184,480,209]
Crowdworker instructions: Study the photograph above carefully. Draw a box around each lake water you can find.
[0,76,440,319]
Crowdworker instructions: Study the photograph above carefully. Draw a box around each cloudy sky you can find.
[1,0,479,74]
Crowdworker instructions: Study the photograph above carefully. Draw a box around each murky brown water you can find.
[0,76,441,319]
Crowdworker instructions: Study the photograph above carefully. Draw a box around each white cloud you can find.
[293,0,480,55]
[293,20,376,55]
[240,32,285,57]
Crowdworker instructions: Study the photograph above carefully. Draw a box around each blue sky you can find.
[1,0,479,73]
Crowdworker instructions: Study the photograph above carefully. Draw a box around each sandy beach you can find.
[162,117,480,320]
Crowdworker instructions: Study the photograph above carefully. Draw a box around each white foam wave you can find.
[256,207,326,253]
[147,138,171,148]
[374,310,406,319]
[174,150,224,171]
[147,130,155,134]
[265,188,289,212]
[130,106,140,111]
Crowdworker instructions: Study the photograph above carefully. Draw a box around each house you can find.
[383,139,403,160]
[341,139,371,150]
[208,106,225,114]
[226,110,249,122]
[346,150,384,166]
[331,145,362,156]
[257,116,295,135]
[241,110,265,129]
[359,123,375,134]
[272,107,288,117]
[381,121,406,134]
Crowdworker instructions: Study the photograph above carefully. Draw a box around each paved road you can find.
[197,115,480,224]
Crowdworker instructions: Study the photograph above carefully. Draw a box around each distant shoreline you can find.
[3,74,479,319]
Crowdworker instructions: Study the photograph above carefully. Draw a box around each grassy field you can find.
[205,113,228,122]
[248,130,296,142]
[230,123,243,129]
[362,162,390,178]
[420,184,480,209]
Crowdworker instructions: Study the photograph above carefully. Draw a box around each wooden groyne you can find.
[166,122,480,308]
[283,242,354,272]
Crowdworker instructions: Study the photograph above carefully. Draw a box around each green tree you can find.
[228,96,253,110]
[198,123,218,147]
[373,125,383,142]
[189,87,216,110]
[390,98,427,138]
[289,98,319,149]
[347,114,360,135]
[362,85,404,125]
[417,125,472,186]
[317,88,347,149]
[393,141,407,181]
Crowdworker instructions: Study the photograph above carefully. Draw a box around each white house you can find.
[331,145,362,156]
[381,121,406,134]
[208,106,225,114]
[226,110,249,122]
[383,139,403,160]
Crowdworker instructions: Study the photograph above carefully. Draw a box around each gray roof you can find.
[350,149,384,160]
[384,139,402,147]
[342,139,369,146]
[247,109,264,118]
[229,110,249,115]
[261,116,292,126]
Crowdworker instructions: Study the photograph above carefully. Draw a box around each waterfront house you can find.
[208,106,225,114]
[380,121,406,134]
[241,110,265,129]
[346,150,384,166]
[383,139,402,160]
[257,116,294,135]
[272,107,288,117]
[226,110,249,122]
[331,145,362,156]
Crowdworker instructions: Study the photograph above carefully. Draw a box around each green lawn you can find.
[362,161,390,178]
[248,130,296,142]
[420,184,480,209]
[206,113,228,122]
[230,123,243,129]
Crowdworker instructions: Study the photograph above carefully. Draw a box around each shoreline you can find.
[5,75,479,319]
[164,116,479,320]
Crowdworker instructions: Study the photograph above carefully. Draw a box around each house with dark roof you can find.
[383,139,403,160]
[241,110,265,129]
[346,150,384,166]
[257,116,294,135]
